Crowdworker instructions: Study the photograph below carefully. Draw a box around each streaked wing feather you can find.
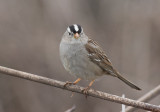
[85,39,141,90]
[85,39,117,76]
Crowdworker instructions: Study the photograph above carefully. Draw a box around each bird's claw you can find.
[64,82,76,97]
[64,81,74,87]
[82,87,90,98]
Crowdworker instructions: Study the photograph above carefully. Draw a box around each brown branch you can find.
[126,85,160,112]
[0,66,160,112]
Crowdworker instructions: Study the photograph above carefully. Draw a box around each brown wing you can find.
[85,39,142,90]
[85,38,117,76]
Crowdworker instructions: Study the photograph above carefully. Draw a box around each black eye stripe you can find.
[77,24,82,34]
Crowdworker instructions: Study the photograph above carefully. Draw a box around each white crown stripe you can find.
[67,27,71,33]
[73,24,79,32]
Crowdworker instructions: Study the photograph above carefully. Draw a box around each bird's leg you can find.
[82,80,95,97]
[64,78,81,87]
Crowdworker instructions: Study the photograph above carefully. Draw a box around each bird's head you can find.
[66,24,84,39]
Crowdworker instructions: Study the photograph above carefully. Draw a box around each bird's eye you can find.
[68,32,71,35]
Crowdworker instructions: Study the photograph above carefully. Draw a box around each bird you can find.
[59,24,141,93]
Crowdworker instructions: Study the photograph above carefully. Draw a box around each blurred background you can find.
[0,0,160,112]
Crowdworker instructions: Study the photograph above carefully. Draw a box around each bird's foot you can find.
[82,86,90,98]
[64,81,74,87]
[64,82,76,97]
[64,78,81,87]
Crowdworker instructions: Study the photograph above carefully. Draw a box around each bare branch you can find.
[121,94,126,112]
[0,66,160,112]
[126,85,160,112]
[65,105,76,112]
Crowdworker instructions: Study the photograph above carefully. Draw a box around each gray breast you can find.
[60,40,103,80]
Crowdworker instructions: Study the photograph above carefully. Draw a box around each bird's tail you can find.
[115,72,141,90]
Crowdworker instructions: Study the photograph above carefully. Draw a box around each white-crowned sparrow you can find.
[60,24,141,92]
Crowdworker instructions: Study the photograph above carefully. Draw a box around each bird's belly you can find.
[62,48,103,80]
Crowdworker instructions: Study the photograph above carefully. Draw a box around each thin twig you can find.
[0,66,160,112]
[126,85,160,112]
[121,94,126,112]
[65,105,76,112]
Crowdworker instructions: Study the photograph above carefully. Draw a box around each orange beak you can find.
[74,33,80,39]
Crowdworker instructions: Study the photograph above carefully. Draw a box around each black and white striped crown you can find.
[67,24,82,34]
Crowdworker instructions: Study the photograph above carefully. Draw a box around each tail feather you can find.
[116,72,141,90]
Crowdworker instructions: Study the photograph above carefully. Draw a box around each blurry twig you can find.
[0,66,160,112]
[126,85,160,112]
[65,105,76,112]
[121,94,125,112]
[147,106,160,112]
